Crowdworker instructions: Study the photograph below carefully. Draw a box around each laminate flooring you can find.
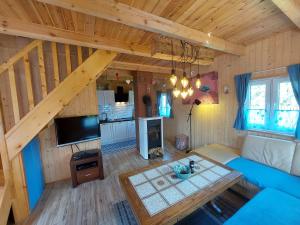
[24,146,180,225]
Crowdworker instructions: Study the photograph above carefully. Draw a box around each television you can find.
[55,115,100,147]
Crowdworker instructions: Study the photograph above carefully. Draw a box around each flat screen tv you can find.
[55,115,100,147]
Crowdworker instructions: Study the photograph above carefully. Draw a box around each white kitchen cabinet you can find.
[127,120,136,139]
[129,90,134,105]
[100,120,136,145]
[100,123,114,145]
[97,90,115,106]
[112,122,128,142]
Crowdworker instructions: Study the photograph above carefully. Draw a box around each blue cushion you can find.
[224,188,300,225]
[227,157,300,199]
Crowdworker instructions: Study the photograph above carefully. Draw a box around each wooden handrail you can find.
[0,40,41,75]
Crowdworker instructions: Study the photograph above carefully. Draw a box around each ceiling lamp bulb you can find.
[188,87,194,96]
[181,89,188,99]
[195,75,201,89]
[173,87,180,98]
[181,72,189,88]
[170,75,177,86]
[125,79,131,85]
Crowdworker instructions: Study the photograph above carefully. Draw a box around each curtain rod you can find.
[252,66,287,74]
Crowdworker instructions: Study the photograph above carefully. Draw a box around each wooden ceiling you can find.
[0,0,297,69]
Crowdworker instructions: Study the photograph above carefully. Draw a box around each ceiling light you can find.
[181,89,188,99]
[195,75,201,89]
[181,72,189,89]
[170,69,177,86]
[173,87,180,98]
[125,80,131,84]
[188,87,194,96]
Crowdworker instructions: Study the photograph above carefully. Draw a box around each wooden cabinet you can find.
[100,120,136,145]
[97,90,115,106]
[70,149,104,187]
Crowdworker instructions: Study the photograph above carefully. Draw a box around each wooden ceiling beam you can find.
[109,61,180,74]
[272,0,300,29]
[38,0,246,56]
[0,16,212,65]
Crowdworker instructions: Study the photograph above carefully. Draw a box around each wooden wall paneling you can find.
[166,30,300,149]
[39,125,100,183]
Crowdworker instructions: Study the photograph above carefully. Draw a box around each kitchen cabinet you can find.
[129,90,134,105]
[100,123,114,143]
[97,90,115,106]
[127,120,136,139]
[100,120,136,145]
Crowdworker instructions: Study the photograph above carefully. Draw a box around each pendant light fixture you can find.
[195,51,202,89]
[170,69,177,86]
[187,63,194,96]
[169,40,177,86]
[173,86,180,97]
[181,71,189,88]
[181,88,188,99]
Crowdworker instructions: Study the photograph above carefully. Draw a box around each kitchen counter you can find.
[99,118,134,124]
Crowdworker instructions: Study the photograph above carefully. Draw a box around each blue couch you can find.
[224,188,300,225]
[194,135,300,225]
[227,157,300,199]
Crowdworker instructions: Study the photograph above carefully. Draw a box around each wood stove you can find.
[139,117,164,159]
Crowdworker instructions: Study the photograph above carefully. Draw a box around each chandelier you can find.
[170,40,202,99]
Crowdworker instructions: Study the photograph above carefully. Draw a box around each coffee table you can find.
[119,153,242,225]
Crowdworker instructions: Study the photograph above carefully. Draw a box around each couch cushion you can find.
[224,188,300,225]
[193,144,239,164]
[227,157,300,199]
[242,135,295,173]
[291,144,300,176]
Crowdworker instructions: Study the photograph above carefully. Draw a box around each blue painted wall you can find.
[22,137,45,211]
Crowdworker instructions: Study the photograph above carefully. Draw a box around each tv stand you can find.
[70,149,104,187]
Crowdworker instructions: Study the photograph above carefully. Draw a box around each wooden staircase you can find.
[0,40,117,224]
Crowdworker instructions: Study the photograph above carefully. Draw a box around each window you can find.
[246,77,299,135]
[159,93,171,118]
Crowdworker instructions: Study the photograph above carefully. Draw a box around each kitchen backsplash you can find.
[99,102,134,120]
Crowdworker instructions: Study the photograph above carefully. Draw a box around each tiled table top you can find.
[128,154,231,216]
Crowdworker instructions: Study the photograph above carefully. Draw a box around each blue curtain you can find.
[233,73,252,130]
[288,64,300,139]
[156,91,162,116]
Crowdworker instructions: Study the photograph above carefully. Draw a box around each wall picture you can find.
[183,71,219,104]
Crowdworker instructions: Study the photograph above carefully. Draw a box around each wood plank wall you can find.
[0,34,100,183]
[165,30,300,149]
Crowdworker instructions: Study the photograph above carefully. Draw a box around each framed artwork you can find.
[183,71,219,104]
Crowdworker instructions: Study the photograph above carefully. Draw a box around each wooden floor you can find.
[24,145,180,225]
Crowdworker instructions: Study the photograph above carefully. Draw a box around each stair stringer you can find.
[5,49,117,161]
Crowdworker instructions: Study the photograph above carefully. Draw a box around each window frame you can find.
[158,92,171,118]
[245,76,298,136]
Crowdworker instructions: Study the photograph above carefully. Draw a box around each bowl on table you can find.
[173,164,191,180]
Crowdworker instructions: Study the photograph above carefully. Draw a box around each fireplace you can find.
[139,117,164,159]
